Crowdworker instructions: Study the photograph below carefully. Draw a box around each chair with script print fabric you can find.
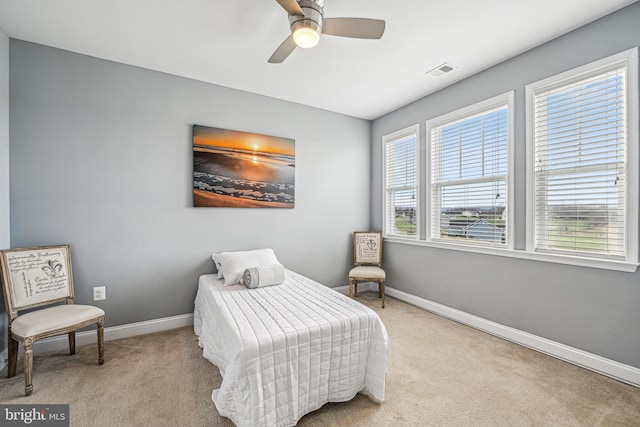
[0,245,105,396]
[348,231,386,308]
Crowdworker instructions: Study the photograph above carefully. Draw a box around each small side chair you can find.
[348,231,386,308]
[0,245,105,396]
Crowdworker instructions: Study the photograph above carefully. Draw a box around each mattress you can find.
[193,270,389,427]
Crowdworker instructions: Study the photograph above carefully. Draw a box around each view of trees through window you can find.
[533,69,626,257]
[431,106,509,245]
[385,132,417,237]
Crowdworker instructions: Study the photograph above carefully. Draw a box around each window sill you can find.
[383,236,639,273]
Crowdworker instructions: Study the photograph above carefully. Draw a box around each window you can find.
[383,125,418,238]
[427,92,514,248]
[526,48,638,264]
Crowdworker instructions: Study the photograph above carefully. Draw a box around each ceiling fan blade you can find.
[275,0,304,16]
[322,18,386,39]
[268,35,297,63]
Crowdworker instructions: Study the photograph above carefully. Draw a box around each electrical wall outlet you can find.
[93,286,106,301]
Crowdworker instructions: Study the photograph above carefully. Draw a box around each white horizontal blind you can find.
[384,130,417,238]
[532,66,627,259]
[431,104,509,246]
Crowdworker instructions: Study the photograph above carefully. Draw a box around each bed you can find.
[193,269,389,427]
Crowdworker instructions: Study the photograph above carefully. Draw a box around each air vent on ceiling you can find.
[426,63,457,77]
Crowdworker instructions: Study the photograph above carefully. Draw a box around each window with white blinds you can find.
[383,125,418,238]
[428,92,513,247]
[526,48,638,262]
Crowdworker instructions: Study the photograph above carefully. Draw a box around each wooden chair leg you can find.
[68,331,76,355]
[97,317,105,365]
[23,338,34,396]
[354,282,358,297]
[8,334,18,378]
[381,281,385,308]
[348,279,353,297]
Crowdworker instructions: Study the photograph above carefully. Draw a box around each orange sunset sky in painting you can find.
[193,125,294,155]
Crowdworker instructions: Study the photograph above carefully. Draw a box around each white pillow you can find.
[212,249,280,286]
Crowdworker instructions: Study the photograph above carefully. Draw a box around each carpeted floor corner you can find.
[1,292,639,426]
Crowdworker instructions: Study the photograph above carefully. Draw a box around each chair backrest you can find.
[353,231,383,267]
[0,245,74,322]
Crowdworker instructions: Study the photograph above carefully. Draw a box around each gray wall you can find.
[371,2,640,369]
[9,40,371,327]
[0,28,9,356]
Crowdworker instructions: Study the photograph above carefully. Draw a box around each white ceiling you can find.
[0,0,636,120]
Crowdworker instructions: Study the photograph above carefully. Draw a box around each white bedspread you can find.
[193,270,389,427]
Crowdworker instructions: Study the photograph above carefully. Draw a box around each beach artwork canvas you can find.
[193,125,295,208]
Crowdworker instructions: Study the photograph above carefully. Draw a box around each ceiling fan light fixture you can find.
[293,27,320,48]
[271,0,384,63]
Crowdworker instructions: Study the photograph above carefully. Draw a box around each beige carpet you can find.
[1,292,639,426]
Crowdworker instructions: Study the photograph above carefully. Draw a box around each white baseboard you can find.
[96,313,194,343]
[384,286,640,388]
[0,313,194,365]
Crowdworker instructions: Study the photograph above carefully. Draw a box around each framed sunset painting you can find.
[192,125,295,208]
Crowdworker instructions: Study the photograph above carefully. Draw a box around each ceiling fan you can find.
[269,0,386,63]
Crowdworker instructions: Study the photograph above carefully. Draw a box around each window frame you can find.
[525,48,639,268]
[382,124,420,240]
[426,91,515,249]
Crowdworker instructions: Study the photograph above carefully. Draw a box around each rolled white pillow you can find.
[243,263,286,289]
